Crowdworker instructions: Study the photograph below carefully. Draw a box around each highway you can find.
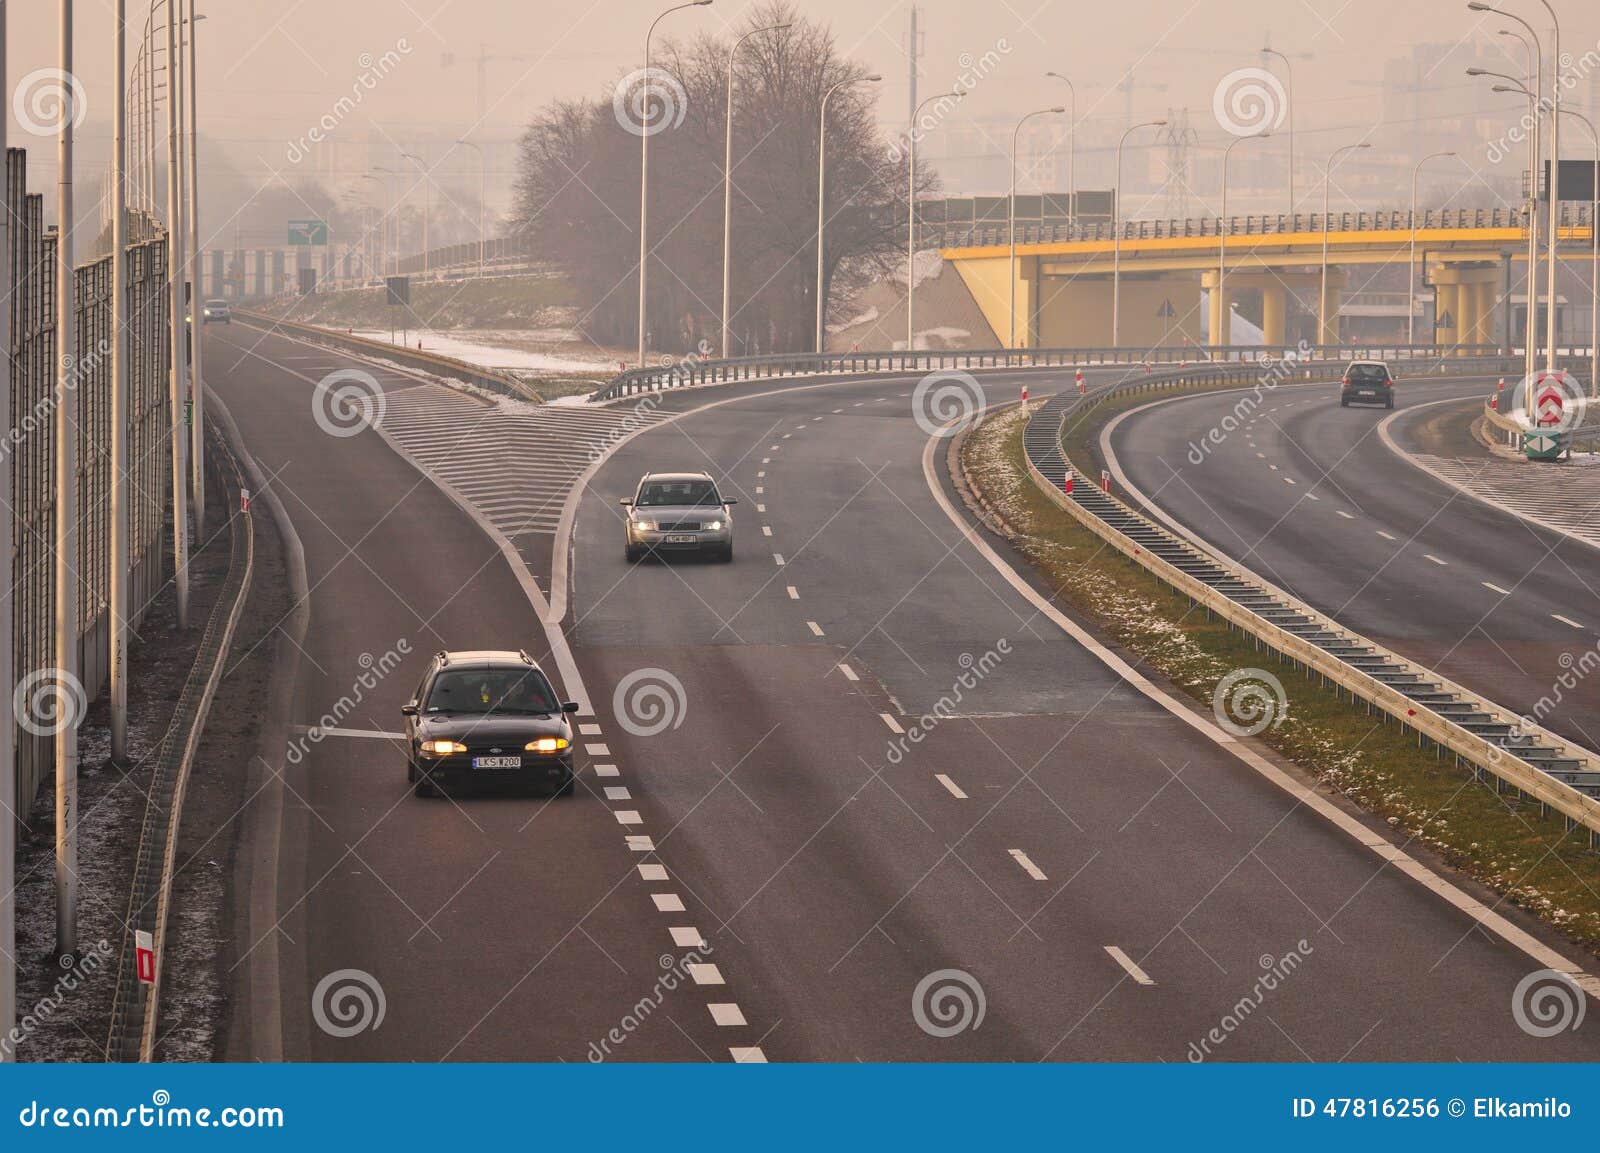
[1104,375,1600,749]
[209,325,1600,1061]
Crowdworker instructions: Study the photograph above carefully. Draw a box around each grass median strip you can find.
[962,398,1600,957]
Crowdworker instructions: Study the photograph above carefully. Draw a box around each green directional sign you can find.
[1523,429,1564,460]
[288,219,329,246]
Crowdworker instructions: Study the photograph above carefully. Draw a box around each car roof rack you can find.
[436,649,450,667]
[518,649,535,665]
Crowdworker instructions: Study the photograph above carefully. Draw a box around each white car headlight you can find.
[704,520,723,531]
[633,519,658,532]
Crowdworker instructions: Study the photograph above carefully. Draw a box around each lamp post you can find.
[0,0,14,1057]
[164,0,189,637]
[1112,119,1166,348]
[1218,132,1270,353]
[1009,106,1065,349]
[1475,61,1542,382]
[815,73,882,354]
[402,151,429,278]
[720,20,790,360]
[1407,149,1453,345]
[1260,45,1296,209]
[184,0,204,532]
[1045,72,1077,229]
[639,0,714,369]
[454,138,486,279]
[361,172,390,278]
[1555,107,1598,395]
[1317,141,1370,350]
[906,89,962,353]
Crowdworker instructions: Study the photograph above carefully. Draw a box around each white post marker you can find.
[135,929,156,984]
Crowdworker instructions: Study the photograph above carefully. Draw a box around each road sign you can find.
[288,219,329,246]
[1436,309,1454,329]
[135,929,155,984]
[1535,383,1565,426]
[298,266,318,296]
[386,276,411,307]
[1523,429,1564,460]
[1156,298,1176,318]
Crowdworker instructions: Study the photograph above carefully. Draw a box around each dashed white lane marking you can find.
[1424,554,1449,566]
[1008,849,1048,880]
[761,457,771,465]
[755,486,764,494]
[1268,464,1280,471]
[1376,530,1397,541]
[786,586,800,599]
[652,893,686,912]
[587,743,610,757]
[837,662,859,681]
[769,444,780,451]
[807,621,825,637]
[935,773,968,799]
[1336,510,1355,520]
[1483,582,1512,596]
[730,1047,768,1063]
[638,863,668,881]
[708,1003,747,1027]
[762,526,773,537]
[1283,477,1297,485]
[579,723,603,736]
[604,786,632,801]
[1304,492,1319,501]
[687,963,725,986]
[782,433,792,439]
[1256,453,1266,459]
[756,503,767,513]
[853,401,865,406]
[757,470,766,478]
[773,553,786,566]
[879,713,905,734]
[614,810,643,827]
[1105,946,1155,986]
[293,726,404,740]
[625,835,655,852]
[833,408,844,414]
[595,763,620,778]
[669,926,705,947]
[1554,613,1586,629]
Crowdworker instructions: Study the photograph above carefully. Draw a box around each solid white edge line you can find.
[879,712,905,734]
[1008,849,1048,880]
[1553,614,1585,629]
[923,419,1600,1000]
[1104,946,1156,986]
[935,773,968,799]
[838,662,858,681]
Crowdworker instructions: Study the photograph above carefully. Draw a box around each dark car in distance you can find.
[1340,360,1395,409]
[402,649,580,798]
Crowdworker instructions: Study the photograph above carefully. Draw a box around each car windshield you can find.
[205,300,227,307]
[636,480,720,508]
[425,667,560,716]
[1347,364,1389,383]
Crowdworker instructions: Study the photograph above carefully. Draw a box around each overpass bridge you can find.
[934,205,1597,351]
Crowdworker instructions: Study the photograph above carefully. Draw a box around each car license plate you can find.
[473,755,521,770]
[666,534,696,544]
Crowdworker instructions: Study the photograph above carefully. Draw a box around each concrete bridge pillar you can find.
[1316,270,1349,346]
[1435,281,1461,349]
[1261,285,1287,347]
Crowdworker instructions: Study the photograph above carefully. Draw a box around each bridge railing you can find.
[591,343,1512,402]
[926,204,1594,250]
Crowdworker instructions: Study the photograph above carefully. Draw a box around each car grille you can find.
[659,521,702,532]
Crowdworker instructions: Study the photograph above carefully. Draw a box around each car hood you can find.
[632,504,727,521]
[417,714,569,742]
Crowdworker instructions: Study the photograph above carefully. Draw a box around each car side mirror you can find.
[401,702,419,716]
[619,498,633,506]
[561,701,582,714]
[724,498,739,506]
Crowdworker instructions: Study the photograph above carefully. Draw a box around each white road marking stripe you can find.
[879,713,904,734]
[837,662,858,681]
[1336,510,1355,520]
[762,526,773,536]
[1009,849,1047,880]
[1304,492,1319,501]
[579,723,603,736]
[292,725,404,740]
[1553,614,1585,629]
[687,963,724,986]
[708,1003,747,1026]
[786,585,800,599]
[652,893,686,912]
[756,503,766,512]
[638,864,668,881]
[769,444,780,450]
[761,457,771,464]
[669,926,704,947]
[1376,531,1396,541]
[604,786,632,801]
[757,471,766,478]
[755,487,764,495]
[1105,946,1155,985]
[1283,477,1296,485]
[730,1046,767,1063]
[614,810,643,827]
[595,764,620,777]
[935,773,968,799]
[586,743,610,757]
[1483,582,1511,596]
[1424,554,1448,566]
[773,553,785,565]
[807,621,824,636]
[625,836,655,852]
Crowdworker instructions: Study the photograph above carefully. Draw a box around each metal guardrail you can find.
[233,310,540,402]
[927,203,1595,250]
[1016,369,1600,845]
[592,344,1511,402]
[105,428,255,1062]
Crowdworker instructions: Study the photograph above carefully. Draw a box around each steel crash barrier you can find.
[591,344,1512,402]
[1014,365,1600,845]
[7,147,175,821]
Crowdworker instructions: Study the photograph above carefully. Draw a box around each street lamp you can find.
[721,19,790,360]
[1045,72,1077,229]
[815,73,882,354]
[639,0,713,369]
[360,172,390,279]
[401,151,429,278]
[1554,106,1598,395]
[1218,132,1271,353]
[1009,106,1065,349]
[1407,150,1453,345]
[1112,119,1166,348]
[1474,62,1542,381]
[454,138,486,279]
[1260,45,1296,209]
[183,0,205,530]
[1318,141,1369,350]
[907,89,963,353]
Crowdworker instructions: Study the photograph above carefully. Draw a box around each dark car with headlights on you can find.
[622,471,736,562]
[402,649,581,797]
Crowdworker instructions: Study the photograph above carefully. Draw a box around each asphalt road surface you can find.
[211,331,1599,1061]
